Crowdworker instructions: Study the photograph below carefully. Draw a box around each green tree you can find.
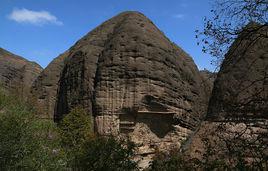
[58,107,93,167]
[0,91,66,170]
[59,107,138,170]
[59,107,93,148]
[77,136,138,171]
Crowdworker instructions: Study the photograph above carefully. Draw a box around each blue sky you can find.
[0,0,214,70]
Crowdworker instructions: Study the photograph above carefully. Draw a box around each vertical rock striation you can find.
[55,11,208,124]
[55,11,209,165]
[32,11,209,167]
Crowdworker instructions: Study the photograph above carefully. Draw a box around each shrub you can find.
[0,91,66,170]
[149,149,195,171]
[59,107,93,148]
[58,107,93,167]
[59,107,138,170]
[76,136,138,171]
[149,151,228,171]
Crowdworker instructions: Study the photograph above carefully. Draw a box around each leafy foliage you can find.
[0,92,139,170]
[76,136,138,171]
[59,107,93,149]
[0,91,66,170]
[58,107,93,167]
[59,107,138,170]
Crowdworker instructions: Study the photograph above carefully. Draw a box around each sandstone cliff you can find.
[55,11,208,123]
[31,11,210,167]
[0,48,42,98]
[56,11,209,166]
[207,23,268,120]
[186,24,268,164]
[200,70,216,91]
[30,51,69,119]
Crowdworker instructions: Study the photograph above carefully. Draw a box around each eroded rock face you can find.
[185,119,268,163]
[207,24,268,120]
[186,24,268,164]
[52,11,208,167]
[0,48,42,98]
[30,51,69,119]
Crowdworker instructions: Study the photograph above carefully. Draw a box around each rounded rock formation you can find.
[207,23,268,120]
[185,24,268,164]
[31,11,210,167]
[0,47,42,97]
[55,11,209,165]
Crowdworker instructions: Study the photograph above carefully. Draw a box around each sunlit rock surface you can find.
[31,11,210,167]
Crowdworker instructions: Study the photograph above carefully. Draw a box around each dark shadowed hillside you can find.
[0,48,42,98]
[186,24,268,167]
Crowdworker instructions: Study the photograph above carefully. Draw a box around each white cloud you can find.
[173,14,185,19]
[8,8,63,26]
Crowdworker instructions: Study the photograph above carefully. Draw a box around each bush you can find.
[149,149,195,171]
[58,107,93,167]
[59,107,138,170]
[0,91,66,170]
[59,107,93,148]
[149,136,267,171]
[77,136,138,171]
[0,90,138,170]
[149,151,228,171]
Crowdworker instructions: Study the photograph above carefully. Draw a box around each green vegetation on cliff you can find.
[0,91,138,170]
[58,107,137,170]
[0,91,66,170]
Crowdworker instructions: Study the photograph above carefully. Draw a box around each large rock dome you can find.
[31,11,209,166]
[185,24,268,164]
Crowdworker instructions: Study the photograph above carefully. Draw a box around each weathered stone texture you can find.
[55,11,207,124]
[30,51,69,119]
[200,69,216,94]
[207,24,268,120]
[0,48,42,97]
[186,24,268,163]
[32,11,209,167]
[53,11,208,166]
[185,119,268,162]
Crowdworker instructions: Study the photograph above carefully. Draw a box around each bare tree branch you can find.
[196,0,268,68]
